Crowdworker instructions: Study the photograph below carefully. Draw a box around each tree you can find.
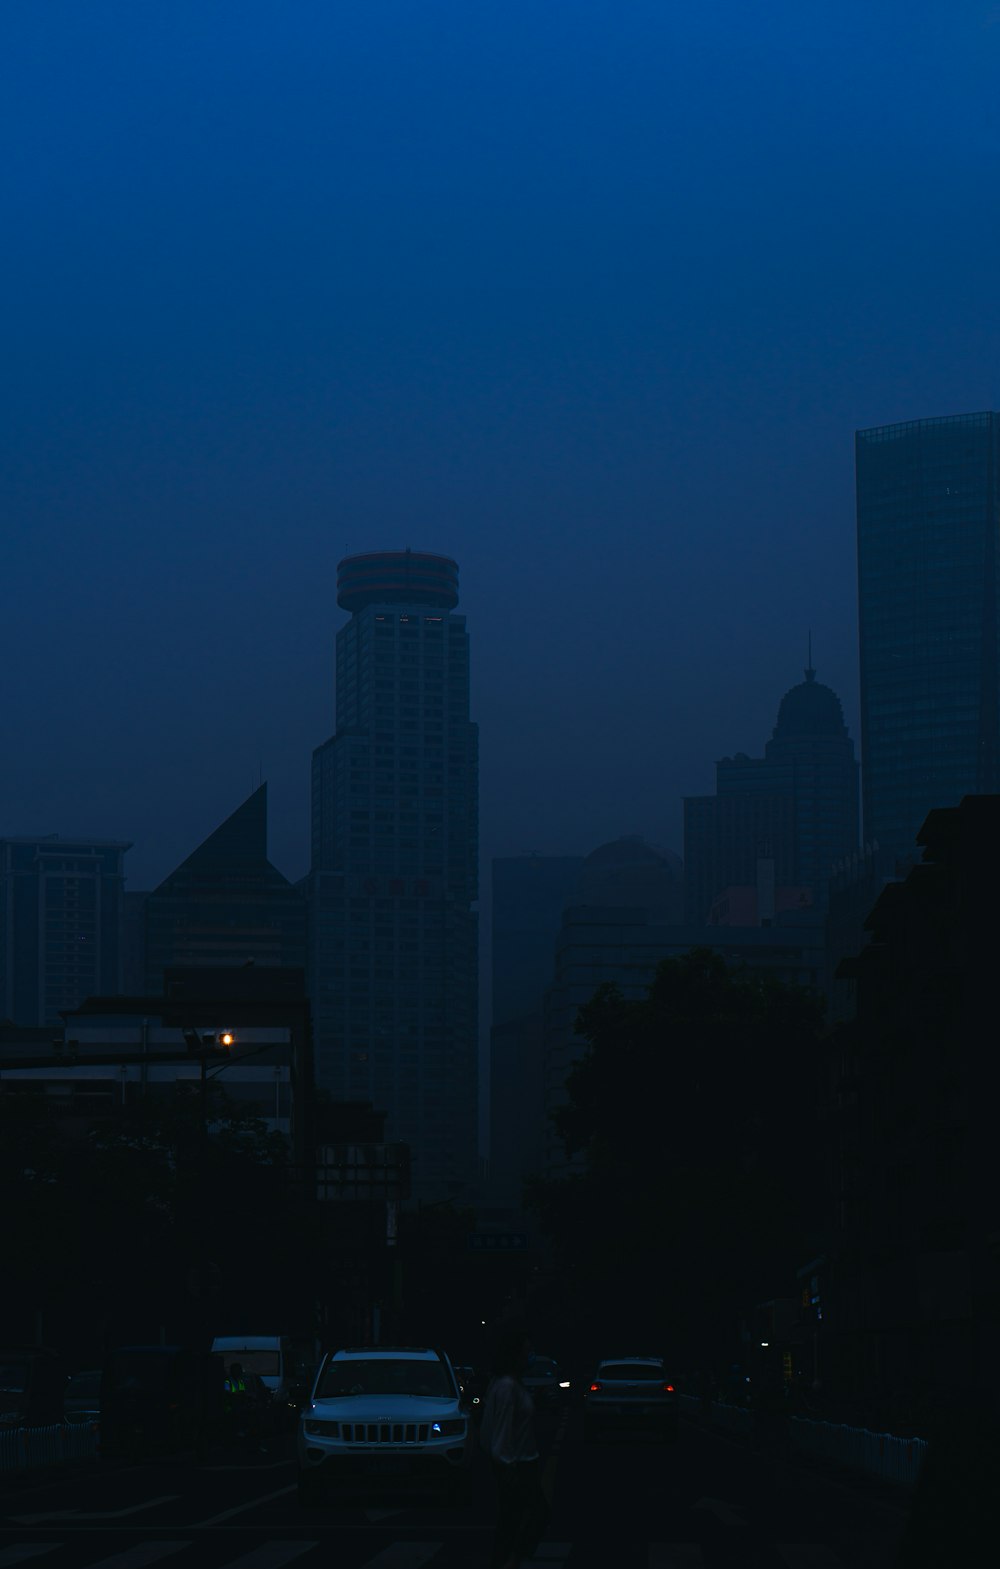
[527,949,827,1362]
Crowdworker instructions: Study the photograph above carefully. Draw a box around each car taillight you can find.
[589,1381,603,1392]
[662,1383,675,1393]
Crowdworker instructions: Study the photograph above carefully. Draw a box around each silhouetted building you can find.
[684,665,859,921]
[0,965,312,1166]
[489,855,585,1198]
[828,795,1000,1420]
[708,875,813,927]
[0,835,129,1026]
[685,791,796,925]
[541,837,833,1181]
[824,842,903,1023]
[542,837,685,1177]
[122,890,148,994]
[143,786,306,994]
[308,551,479,1200]
[856,412,1000,861]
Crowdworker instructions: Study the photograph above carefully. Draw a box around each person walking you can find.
[480,1328,550,1569]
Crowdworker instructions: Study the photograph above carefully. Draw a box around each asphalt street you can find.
[0,1408,911,1569]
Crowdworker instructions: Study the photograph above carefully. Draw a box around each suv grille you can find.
[340,1422,429,1444]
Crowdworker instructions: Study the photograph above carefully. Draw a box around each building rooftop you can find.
[772,667,849,741]
[337,550,459,613]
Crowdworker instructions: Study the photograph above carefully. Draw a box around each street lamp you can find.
[181,1027,237,1126]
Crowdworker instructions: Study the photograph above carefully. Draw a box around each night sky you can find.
[3,0,999,893]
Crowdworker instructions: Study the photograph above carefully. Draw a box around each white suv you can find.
[297,1346,472,1504]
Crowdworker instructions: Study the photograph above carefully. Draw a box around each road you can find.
[0,1408,910,1568]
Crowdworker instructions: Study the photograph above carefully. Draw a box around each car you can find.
[296,1346,473,1505]
[522,1355,570,1410]
[64,1369,102,1425]
[583,1356,677,1442]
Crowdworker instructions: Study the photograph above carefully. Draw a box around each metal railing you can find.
[789,1416,927,1489]
[0,1421,99,1473]
[676,1397,928,1489]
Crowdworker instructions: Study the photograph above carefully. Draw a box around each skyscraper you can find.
[856,412,1000,860]
[0,835,129,1026]
[309,551,479,1199]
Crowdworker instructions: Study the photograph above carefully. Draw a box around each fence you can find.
[788,1416,927,1489]
[0,1421,99,1474]
[677,1397,927,1489]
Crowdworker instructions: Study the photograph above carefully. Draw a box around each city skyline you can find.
[5,3,997,892]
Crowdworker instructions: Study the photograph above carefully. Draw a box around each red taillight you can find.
[589,1381,603,1393]
[663,1383,675,1393]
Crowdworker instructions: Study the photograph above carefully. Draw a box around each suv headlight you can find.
[431,1419,466,1437]
[304,1419,339,1436]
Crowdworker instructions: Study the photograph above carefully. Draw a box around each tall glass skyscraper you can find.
[856,413,1000,860]
[308,551,479,1199]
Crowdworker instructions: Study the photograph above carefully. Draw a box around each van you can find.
[210,1335,315,1424]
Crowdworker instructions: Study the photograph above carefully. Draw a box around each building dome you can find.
[576,836,683,910]
[772,667,848,741]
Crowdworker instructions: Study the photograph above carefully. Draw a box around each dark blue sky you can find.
[2,0,998,888]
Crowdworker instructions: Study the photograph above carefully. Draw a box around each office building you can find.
[0,835,129,1027]
[684,665,859,921]
[308,550,479,1200]
[143,785,306,993]
[856,411,1000,860]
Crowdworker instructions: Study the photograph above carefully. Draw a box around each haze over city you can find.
[3,0,998,890]
[6,3,1000,1566]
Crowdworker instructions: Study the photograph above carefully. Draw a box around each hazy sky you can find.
[3,0,999,890]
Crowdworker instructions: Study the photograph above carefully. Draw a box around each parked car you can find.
[522,1355,570,1409]
[297,1346,472,1505]
[64,1369,102,1425]
[583,1356,677,1441]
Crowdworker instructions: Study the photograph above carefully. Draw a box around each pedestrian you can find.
[223,1361,252,1445]
[480,1327,550,1569]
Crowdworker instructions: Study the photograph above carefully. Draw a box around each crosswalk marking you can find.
[195,1484,296,1527]
[775,1548,843,1568]
[86,1545,190,1569]
[0,1532,853,1569]
[358,1545,443,1568]
[221,1543,320,1569]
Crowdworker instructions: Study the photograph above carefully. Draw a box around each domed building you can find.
[684,662,859,923]
[575,835,684,920]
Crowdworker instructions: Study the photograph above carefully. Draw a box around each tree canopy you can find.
[528,948,828,1362]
